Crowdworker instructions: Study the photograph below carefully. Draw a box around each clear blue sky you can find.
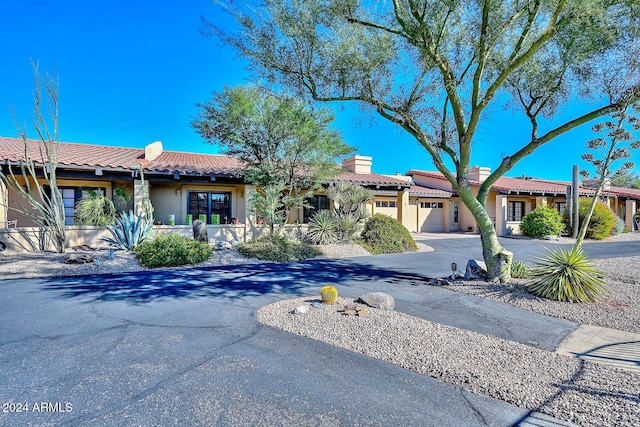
[1,0,635,181]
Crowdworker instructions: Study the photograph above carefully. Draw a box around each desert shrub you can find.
[102,210,156,251]
[520,206,564,238]
[510,261,531,279]
[134,233,213,268]
[360,214,418,254]
[306,210,339,244]
[612,213,625,235]
[528,247,606,303]
[74,189,116,226]
[237,235,322,262]
[565,198,617,240]
[325,183,373,242]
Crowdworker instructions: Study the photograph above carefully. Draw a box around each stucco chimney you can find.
[469,166,491,183]
[342,155,372,174]
[145,141,163,161]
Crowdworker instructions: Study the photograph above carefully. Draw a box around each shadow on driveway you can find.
[41,259,435,303]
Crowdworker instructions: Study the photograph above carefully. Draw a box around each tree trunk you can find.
[458,186,512,283]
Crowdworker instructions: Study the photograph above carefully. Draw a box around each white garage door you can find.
[419,201,444,232]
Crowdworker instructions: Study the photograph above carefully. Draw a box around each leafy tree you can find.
[610,169,640,189]
[576,104,640,246]
[0,63,66,252]
[210,0,640,281]
[192,85,354,234]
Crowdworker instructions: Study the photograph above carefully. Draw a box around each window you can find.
[555,202,566,216]
[420,202,444,209]
[375,200,396,208]
[508,201,525,222]
[188,191,232,224]
[303,195,330,223]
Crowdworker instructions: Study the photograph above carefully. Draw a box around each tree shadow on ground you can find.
[41,259,434,304]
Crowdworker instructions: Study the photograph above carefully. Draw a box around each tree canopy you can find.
[210,0,640,280]
[192,85,354,232]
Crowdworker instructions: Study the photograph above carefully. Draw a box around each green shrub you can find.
[565,198,617,240]
[360,214,418,254]
[528,247,606,303]
[520,206,564,238]
[134,233,213,268]
[237,235,322,262]
[75,189,116,226]
[612,213,625,235]
[510,261,531,279]
[306,210,339,244]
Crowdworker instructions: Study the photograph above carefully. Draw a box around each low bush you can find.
[510,261,531,279]
[612,213,625,235]
[565,198,617,240]
[134,233,213,268]
[520,206,564,238]
[237,235,322,262]
[360,214,418,254]
[528,247,606,303]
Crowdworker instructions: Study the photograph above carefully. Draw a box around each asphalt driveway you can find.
[5,234,634,426]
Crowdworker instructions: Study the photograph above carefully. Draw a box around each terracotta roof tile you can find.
[0,137,241,176]
[409,185,453,198]
[334,171,412,188]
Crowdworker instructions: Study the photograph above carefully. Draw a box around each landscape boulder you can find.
[64,252,97,264]
[464,259,488,280]
[356,292,395,310]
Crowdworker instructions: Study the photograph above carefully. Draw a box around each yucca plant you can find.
[102,210,156,251]
[528,247,606,303]
[306,210,338,245]
[74,189,116,226]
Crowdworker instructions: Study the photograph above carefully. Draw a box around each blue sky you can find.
[1,0,634,181]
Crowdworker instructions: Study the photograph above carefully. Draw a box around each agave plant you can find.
[306,210,338,245]
[528,247,606,303]
[102,210,156,251]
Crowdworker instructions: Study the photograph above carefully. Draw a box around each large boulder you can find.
[356,292,395,310]
[64,252,97,264]
[464,259,488,280]
[192,219,208,243]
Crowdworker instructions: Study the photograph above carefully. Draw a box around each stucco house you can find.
[1,137,639,253]
[0,138,411,253]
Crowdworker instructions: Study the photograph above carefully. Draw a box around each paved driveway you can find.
[6,233,634,426]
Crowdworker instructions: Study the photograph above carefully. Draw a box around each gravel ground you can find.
[257,297,640,427]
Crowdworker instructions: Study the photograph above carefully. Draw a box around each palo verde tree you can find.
[192,85,353,235]
[576,103,640,247]
[209,0,640,281]
[0,64,66,253]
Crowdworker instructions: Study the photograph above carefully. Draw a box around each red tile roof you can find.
[0,137,242,176]
[333,171,412,188]
[409,185,453,198]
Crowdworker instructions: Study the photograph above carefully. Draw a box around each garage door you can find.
[419,201,444,232]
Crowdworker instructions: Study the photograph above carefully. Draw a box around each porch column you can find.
[0,179,7,226]
[396,189,410,228]
[535,196,548,208]
[626,199,637,231]
[495,194,508,236]
[133,179,150,217]
[443,200,450,232]
[243,185,256,241]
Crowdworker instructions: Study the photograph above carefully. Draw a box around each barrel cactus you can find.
[320,285,338,304]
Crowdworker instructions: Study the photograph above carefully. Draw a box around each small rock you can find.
[355,305,368,317]
[291,305,308,314]
[311,302,324,310]
[64,252,97,264]
[357,292,395,310]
